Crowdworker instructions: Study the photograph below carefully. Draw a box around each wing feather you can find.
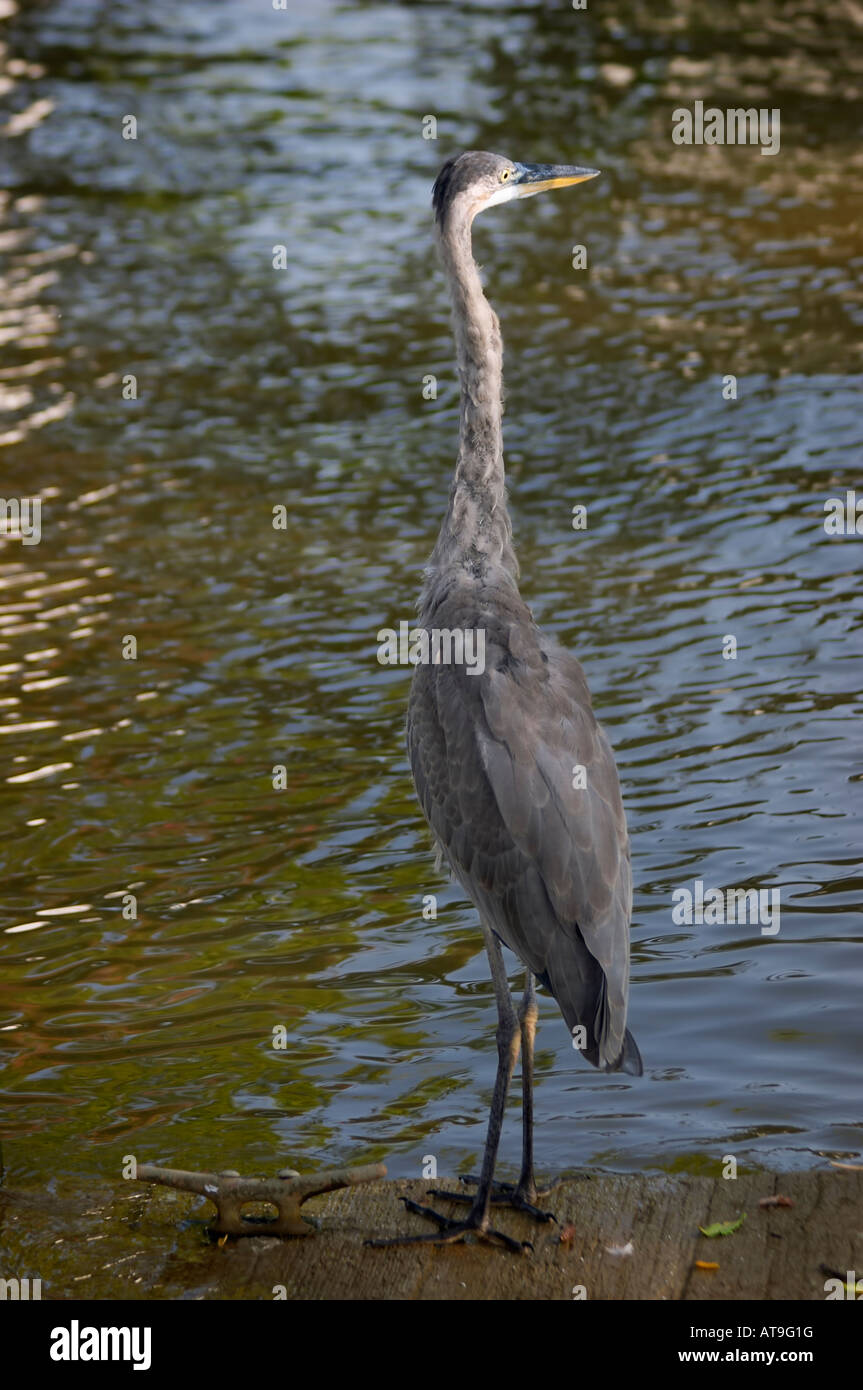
[408,576,641,1074]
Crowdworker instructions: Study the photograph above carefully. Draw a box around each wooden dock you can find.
[1,1169,860,1300]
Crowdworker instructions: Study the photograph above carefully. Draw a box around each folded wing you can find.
[408,579,641,1074]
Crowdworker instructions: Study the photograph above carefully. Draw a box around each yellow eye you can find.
[499,168,512,182]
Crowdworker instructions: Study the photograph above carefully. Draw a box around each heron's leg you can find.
[505,972,555,1212]
[464,924,521,1224]
[515,969,539,1201]
[367,925,529,1253]
[437,970,556,1222]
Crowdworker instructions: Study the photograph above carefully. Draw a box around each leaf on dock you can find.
[698,1214,746,1237]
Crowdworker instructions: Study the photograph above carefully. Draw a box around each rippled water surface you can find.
[0,0,861,1194]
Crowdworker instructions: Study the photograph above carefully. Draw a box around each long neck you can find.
[425,207,518,598]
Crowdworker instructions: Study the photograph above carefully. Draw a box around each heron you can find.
[375,151,642,1254]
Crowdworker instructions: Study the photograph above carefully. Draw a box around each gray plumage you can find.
[409,585,640,1072]
[411,151,640,1075]
[376,151,640,1252]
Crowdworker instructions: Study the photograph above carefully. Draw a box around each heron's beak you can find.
[514,163,600,197]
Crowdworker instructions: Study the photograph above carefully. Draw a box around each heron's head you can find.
[432,150,599,228]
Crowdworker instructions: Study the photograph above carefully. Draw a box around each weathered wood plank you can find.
[1,1172,860,1300]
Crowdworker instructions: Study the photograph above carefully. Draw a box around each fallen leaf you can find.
[559,1223,576,1247]
[699,1214,746,1238]
[695,1260,719,1271]
[758,1195,794,1208]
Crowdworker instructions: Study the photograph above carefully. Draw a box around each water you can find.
[0,0,861,1198]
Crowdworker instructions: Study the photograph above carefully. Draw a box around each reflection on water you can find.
[0,0,860,1200]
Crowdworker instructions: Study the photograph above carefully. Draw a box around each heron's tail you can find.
[537,943,643,1077]
[605,1027,643,1077]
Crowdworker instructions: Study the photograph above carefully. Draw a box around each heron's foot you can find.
[436,1175,558,1223]
[365,1197,529,1254]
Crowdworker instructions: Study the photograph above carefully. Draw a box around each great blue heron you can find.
[375,151,642,1254]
